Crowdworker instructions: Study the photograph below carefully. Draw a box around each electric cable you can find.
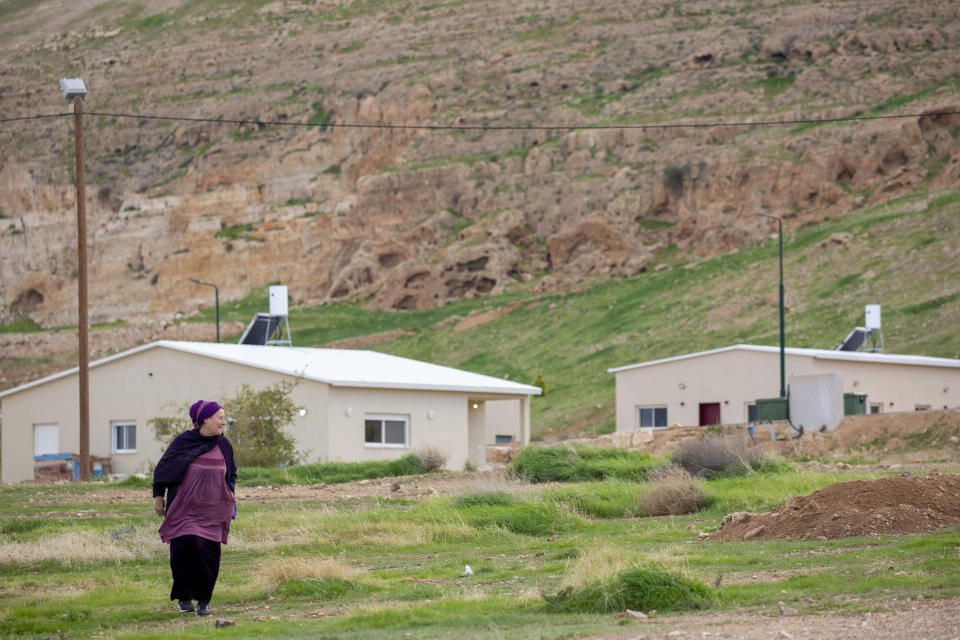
[2,109,959,130]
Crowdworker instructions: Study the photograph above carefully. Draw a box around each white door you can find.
[34,424,60,456]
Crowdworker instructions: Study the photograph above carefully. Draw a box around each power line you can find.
[3,108,959,130]
[0,113,77,123]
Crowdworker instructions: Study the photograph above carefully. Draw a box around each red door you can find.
[699,403,721,426]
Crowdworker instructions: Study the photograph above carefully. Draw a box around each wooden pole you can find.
[73,96,90,482]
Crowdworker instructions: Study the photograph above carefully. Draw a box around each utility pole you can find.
[62,79,90,481]
[755,212,786,399]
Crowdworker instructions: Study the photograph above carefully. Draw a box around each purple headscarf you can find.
[190,400,223,429]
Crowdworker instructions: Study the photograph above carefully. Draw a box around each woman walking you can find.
[153,400,237,616]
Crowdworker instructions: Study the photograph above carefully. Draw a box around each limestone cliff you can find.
[1,0,958,326]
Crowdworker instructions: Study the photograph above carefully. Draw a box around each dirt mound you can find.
[708,473,960,542]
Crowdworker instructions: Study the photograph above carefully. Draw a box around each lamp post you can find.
[754,212,785,399]
[189,278,220,342]
[61,78,90,481]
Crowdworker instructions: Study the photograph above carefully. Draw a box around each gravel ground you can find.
[596,596,960,640]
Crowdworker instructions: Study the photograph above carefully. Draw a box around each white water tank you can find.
[865,304,881,330]
[269,285,288,316]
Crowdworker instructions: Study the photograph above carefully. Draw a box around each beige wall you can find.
[325,387,471,469]
[483,399,525,445]
[614,349,960,432]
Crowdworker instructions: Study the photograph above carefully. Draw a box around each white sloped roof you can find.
[0,340,541,398]
[607,343,960,374]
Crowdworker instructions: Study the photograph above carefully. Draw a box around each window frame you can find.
[494,434,514,445]
[637,405,668,429]
[363,414,410,448]
[111,421,137,454]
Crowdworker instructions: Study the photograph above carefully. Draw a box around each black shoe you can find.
[196,601,211,616]
[177,599,195,612]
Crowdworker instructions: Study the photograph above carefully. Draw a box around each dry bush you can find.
[415,446,448,472]
[639,466,707,516]
[671,434,765,478]
[256,556,359,591]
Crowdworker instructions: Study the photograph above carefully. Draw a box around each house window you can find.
[637,406,668,429]
[747,404,758,423]
[869,403,883,415]
[34,424,60,457]
[112,422,137,454]
[915,404,931,412]
[495,435,514,444]
[364,415,409,447]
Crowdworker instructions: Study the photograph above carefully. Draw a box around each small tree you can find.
[225,381,302,468]
[149,381,303,467]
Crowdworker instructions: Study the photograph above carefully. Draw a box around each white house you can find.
[608,344,960,432]
[0,341,541,483]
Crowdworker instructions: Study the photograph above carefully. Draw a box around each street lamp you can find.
[189,279,220,343]
[62,78,90,481]
[754,212,785,398]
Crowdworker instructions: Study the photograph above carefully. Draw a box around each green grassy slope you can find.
[196,186,960,439]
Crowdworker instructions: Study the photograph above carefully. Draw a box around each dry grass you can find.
[256,556,360,591]
[639,466,707,516]
[560,543,635,588]
[445,469,534,496]
[0,530,162,566]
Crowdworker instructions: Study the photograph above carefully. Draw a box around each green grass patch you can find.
[238,453,430,486]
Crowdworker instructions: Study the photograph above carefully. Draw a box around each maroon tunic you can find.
[158,446,235,544]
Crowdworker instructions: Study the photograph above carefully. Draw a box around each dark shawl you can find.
[152,431,237,510]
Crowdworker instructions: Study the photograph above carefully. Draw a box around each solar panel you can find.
[239,313,283,345]
[837,327,868,351]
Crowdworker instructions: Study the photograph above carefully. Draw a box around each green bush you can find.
[238,454,429,486]
[508,445,662,483]
[543,566,713,613]
[457,501,581,536]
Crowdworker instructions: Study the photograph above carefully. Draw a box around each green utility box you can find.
[756,397,789,421]
[844,392,867,416]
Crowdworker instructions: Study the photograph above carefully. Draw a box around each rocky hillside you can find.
[1,0,959,327]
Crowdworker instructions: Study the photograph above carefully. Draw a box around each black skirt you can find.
[169,534,222,603]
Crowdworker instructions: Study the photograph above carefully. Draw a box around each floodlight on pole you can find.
[190,279,220,343]
[754,211,785,399]
[62,77,90,481]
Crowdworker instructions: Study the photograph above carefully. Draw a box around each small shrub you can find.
[639,466,708,516]
[671,434,771,478]
[543,565,713,613]
[508,445,662,483]
[415,446,447,472]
